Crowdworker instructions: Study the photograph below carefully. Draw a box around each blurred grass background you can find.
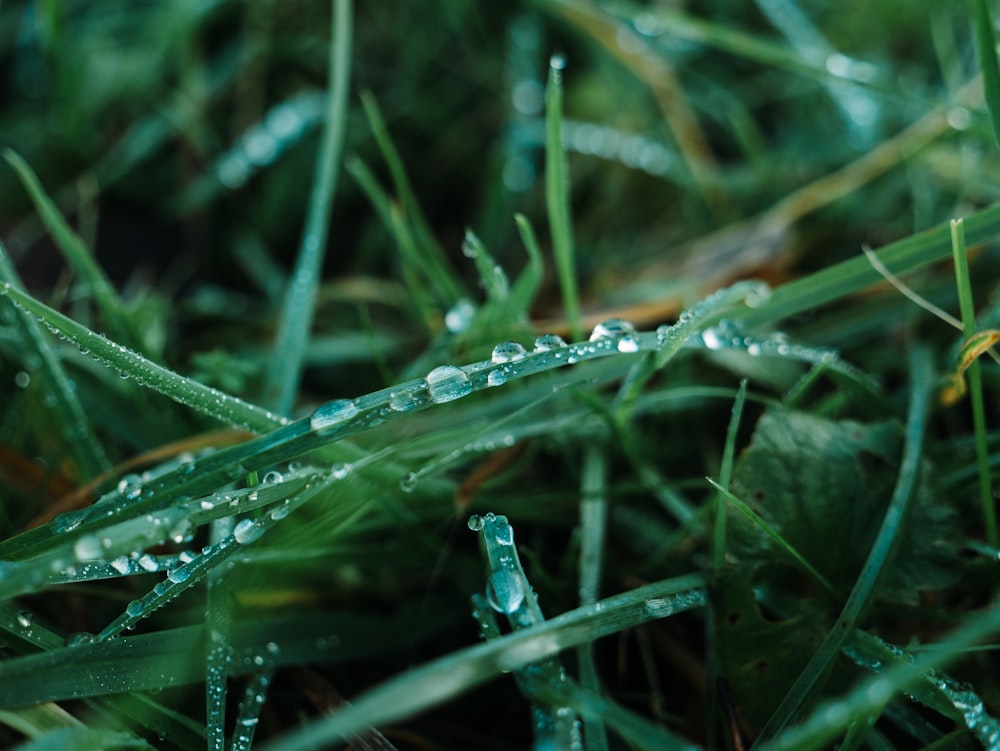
[2,0,1000,749]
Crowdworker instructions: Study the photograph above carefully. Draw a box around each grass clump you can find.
[1,2,999,750]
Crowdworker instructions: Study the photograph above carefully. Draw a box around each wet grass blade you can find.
[263,0,353,416]
[0,242,110,477]
[0,283,285,434]
[257,575,707,751]
[3,149,137,351]
[752,346,934,745]
[740,203,1000,328]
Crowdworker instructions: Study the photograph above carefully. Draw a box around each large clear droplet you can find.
[487,570,525,614]
[309,399,359,432]
[262,470,283,484]
[233,518,264,545]
[589,318,639,352]
[491,341,527,364]
[533,333,567,352]
[467,514,483,531]
[425,365,472,403]
[126,600,145,617]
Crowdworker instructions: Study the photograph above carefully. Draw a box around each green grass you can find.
[1,2,1000,751]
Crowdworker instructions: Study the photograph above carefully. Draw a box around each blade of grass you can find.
[357,91,465,307]
[204,517,233,751]
[545,53,583,342]
[263,0,353,416]
[0,282,286,434]
[510,213,544,320]
[579,446,610,751]
[0,242,110,478]
[759,595,1000,751]
[752,346,934,746]
[949,218,996,546]
[257,574,707,751]
[973,0,1000,149]
[740,202,1000,328]
[3,150,137,352]
[706,479,834,593]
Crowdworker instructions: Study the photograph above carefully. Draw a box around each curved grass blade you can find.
[751,346,934,746]
[0,243,109,478]
[257,575,707,751]
[0,282,286,434]
[3,150,137,351]
[263,0,353,416]
[740,203,1000,328]
[758,596,1000,751]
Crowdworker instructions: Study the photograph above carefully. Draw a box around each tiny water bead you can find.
[309,399,359,432]
[491,341,527,364]
[533,333,567,352]
[467,514,484,531]
[116,473,144,501]
[262,470,283,484]
[589,318,640,352]
[66,631,95,647]
[16,610,32,628]
[389,380,428,412]
[425,365,472,403]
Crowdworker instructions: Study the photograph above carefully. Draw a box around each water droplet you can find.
[425,365,472,403]
[486,570,525,614]
[550,52,567,70]
[138,554,160,572]
[533,333,567,352]
[66,631,95,647]
[309,399,359,432]
[589,318,639,352]
[467,514,483,531]
[110,556,131,574]
[445,298,476,333]
[126,600,145,617]
[491,341,527,364]
[233,518,264,545]
[399,472,418,493]
[117,473,143,500]
[262,470,283,484]
[74,534,103,561]
[487,369,508,387]
[331,463,351,480]
[269,501,291,520]
[16,610,32,628]
[700,328,722,350]
[14,371,30,388]
[167,566,191,584]
[494,522,515,546]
